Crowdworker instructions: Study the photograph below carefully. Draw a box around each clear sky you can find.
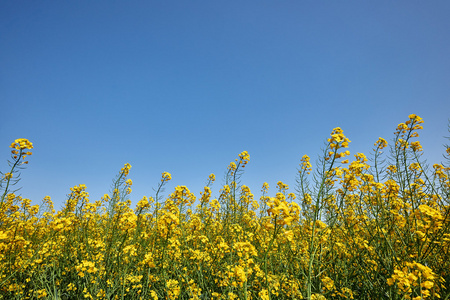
[1,1,449,210]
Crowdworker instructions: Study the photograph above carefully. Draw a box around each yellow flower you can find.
[328,127,351,149]
[10,138,33,150]
[228,162,237,171]
[374,137,388,149]
[0,231,8,240]
[121,163,132,176]
[136,196,151,209]
[166,280,180,300]
[303,193,312,205]
[96,289,106,298]
[162,171,172,181]
[410,141,422,152]
[276,181,289,191]
[284,230,294,241]
[421,281,434,289]
[311,294,327,300]
[209,173,215,181]
[258,289,270,300]
[387,165,397,173]
[239,150,250,165]
[321,276,335,291]
[300,155,312,174]
[149,290,158,300]
[36,289,48,299]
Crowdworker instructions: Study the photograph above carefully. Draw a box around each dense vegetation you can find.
[1,114,449,299]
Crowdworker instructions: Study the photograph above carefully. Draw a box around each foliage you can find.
[1,114,449,300]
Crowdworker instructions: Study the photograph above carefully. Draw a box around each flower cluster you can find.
[1,115,449,300]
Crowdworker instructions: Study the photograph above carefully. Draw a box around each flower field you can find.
[1,114,449,300]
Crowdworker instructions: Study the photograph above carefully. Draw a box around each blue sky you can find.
[1,1,449,209]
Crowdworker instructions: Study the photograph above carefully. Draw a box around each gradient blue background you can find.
[1,1,449,209]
